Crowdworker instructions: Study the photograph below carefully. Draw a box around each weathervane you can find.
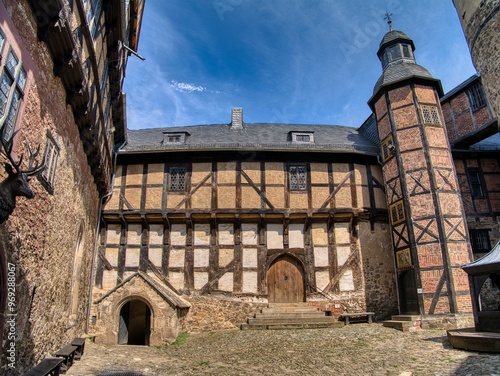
[384,12,393,31]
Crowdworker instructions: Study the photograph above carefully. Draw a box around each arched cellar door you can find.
[267,255,305,303]
[118,300,151,345]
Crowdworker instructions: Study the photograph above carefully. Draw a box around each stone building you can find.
[89,25,499,345]
[453,0,500,118]
[0,0,143,373]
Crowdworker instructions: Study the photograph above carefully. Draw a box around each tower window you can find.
[420,105,441,125]
[381,135,395,162]
[467,83,486,112]
[469,229,490,253]
[402,45,412,58]
[389,200,405,225]
[289,165,307,191]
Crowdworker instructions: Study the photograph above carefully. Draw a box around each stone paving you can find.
[67,324,500,376]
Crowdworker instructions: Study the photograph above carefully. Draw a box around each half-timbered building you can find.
[90,27,499,346]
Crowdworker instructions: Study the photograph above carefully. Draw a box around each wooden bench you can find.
[71,337,86,360]
[340,312,375,325]
[21,357,64,376]
[54,344,78,373]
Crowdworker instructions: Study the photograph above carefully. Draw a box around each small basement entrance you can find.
[118,300,151,345]
[267,255,305,303]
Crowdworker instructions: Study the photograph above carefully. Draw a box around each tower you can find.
[368,27,473,315]
[453,0,499,119]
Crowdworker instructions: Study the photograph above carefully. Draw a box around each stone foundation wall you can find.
[182,295,267,332]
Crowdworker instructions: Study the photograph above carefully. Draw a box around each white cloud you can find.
[169,81,207,93]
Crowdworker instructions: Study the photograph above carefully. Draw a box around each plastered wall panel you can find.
[289,223,304,248]
[194,224,211,246]
[170,224,187,246]
[169,248,185,268]
[267,224,284,249]
[218,224,234,245]
[194,248,210,267]
[313,246,329,267]
[242,248,258,268]
[149,224,164,245]
[241,223,258,245]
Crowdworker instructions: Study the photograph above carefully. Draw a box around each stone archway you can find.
[118,300,151,345]
[267,254,305,303]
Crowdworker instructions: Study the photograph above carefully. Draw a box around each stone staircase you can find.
[382,315,422,332]
[240,303,344,330]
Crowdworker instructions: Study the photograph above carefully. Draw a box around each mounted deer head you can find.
[0,129,45,224]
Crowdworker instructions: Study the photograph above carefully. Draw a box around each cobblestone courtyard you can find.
[66,324,500,376]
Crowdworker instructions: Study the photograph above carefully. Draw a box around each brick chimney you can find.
[230,107,243,129]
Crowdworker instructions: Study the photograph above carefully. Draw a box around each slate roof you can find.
[122,123,380,155]
[372,61,436,95]
[94,271,191,309]
[462,242,500,275]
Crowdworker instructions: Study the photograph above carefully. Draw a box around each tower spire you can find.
[384,12,393,31]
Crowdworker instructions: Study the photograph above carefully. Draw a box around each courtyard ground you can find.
[66,324,500,376]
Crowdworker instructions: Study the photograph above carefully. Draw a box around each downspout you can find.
[86,139,127,334]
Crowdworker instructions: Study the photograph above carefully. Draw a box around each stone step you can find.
[241,321,344,330]
[248,316,338,325]
[257,311,326,318]
[391,315,422,322]
[261,306,321,314]
[382,320,421,332]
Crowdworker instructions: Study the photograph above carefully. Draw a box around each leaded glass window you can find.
[468,170,485,199]
[421,105,441,125]
[467,83,486,112]
[469,230,490,253]
[169,166,186,191]
[289,165,307,191]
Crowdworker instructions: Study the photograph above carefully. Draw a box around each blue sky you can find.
[123,0,476,130]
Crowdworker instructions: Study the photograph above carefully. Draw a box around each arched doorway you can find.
[398,269,420,314]
[267,254,305,303]
[118,300,151,345]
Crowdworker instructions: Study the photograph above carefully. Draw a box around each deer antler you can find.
[22,136,45,176]
[0,129,23,172]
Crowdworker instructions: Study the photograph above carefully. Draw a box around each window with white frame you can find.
[290,132,314,144]
[163,132,186,144]
[38,135,60,194]
[0,30,28,142]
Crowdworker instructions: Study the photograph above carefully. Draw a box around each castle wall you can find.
[453,0,500,118]
[0,2,101,372]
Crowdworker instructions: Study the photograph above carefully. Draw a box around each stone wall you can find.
[453,0,500,118]
[182,295,267,332]
[0,2,100,373]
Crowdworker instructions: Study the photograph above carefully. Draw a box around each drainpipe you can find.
[85,139,127,334]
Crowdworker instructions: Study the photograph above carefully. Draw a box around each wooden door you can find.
[267,255,305,303]
[398,270,420,315]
